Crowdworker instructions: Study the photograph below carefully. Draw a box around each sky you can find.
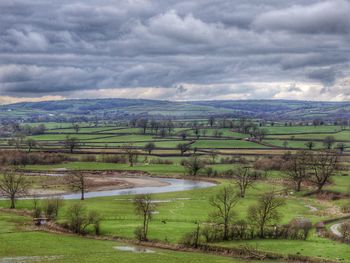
[0,0,350,104]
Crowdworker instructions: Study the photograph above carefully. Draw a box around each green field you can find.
[1,119,350,263]
[0,212,253,263]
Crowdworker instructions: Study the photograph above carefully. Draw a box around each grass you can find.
[192,140,267,148]
[267,130,350,141]
[0,215,249,263]
[263,139,323,149]
[0,178,345,261]
[265,125,343,134]
[215,233,350,262]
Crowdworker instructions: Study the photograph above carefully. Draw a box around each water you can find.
[113,246,155,253]
[61,178,215,199]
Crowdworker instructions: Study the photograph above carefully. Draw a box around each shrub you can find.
[81,155,97,162]
[101,155,127,163]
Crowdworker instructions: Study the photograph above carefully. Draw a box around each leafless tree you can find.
[177,143,190,155]
[0,169,29,208]
[64,136,80,153]
[209,149,219,164]
[121,144,138,167]
[72,123,80,133]
[144,142,155,155]
[309,150,338,192]
[282,151,310,192]
[208,116,215,127]
[181,156,205,176]
[248,192,285,238]
[323,136,335,149]
[231,166,256,198]
[68,171,89,200]
[25,138,37,153]
[137,119,148,134]
[305,141,315,150]
[133,194,157,241]
[66,203,102,235]
[209,185,239,240]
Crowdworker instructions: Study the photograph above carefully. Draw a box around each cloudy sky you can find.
[0,0,350,104]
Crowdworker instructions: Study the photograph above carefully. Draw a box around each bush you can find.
[201,224,223,242]
[340,222,350,241]
[180,225,201,248]
[43,197,63,220]
[253,156,285,171]
[134,226,144,241]
[0,151,75,166]
[101,155,127,163]
[81,155,97,162]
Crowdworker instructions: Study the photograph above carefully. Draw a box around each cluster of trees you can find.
[282,150,339,192]
[182,189,312,247]
[129,119,175,136]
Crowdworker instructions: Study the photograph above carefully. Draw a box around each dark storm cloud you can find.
[0,0,350,100]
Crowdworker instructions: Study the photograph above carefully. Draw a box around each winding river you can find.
[62,178,215,199]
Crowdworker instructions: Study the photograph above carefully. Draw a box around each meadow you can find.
[0,120,350,262]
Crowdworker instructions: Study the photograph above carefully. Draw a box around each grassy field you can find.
[0,177,347,261]
[0,212,255,263]
[1,121,350,262]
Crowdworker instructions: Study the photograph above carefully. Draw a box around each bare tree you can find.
[305,141,315,150]
[73,123,80,134]
[336,143,346,153]
[248,192,285,238]
[282,151,310,192]
[121,144,138,167]
[137,119,148,134]
[25,138,37,153]
[0,169,29,208]
[231,166,256,198]
[177,143,190,155]
[68,171,89,200]
[133,194,157,241]
[208,116,215,127]
[209,185,239,240]
[181,156,205,176]
[64,136,80,153]
[309,150,338,192]
[323,136,335,149]
[144,142,155,155]
[209,149,219,164]
[66,203,102,235]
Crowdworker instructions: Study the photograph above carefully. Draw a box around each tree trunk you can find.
[260,225,264,238]
[295,180,302,192]
[10,197,15,209]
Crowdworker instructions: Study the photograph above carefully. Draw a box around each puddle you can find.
[0,256,63,263]
[114,246,155,253]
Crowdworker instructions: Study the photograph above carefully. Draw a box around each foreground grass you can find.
[0,212,266,263]
[215,234,350,262]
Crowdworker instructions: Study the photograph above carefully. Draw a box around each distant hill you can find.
[1,98,350,121]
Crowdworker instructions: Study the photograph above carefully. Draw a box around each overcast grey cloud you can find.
[0,0,349,103]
